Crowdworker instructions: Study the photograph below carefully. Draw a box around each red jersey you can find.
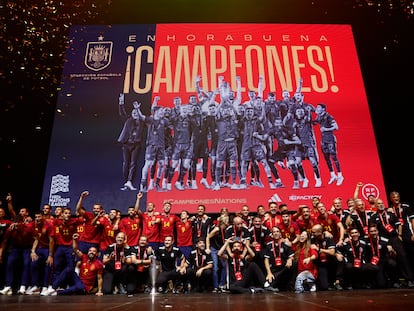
[4,222,33,248]
[315,213,341,242]
[296,216,317,235]
[0,219,12,238]
[280,221,300,243]
[100,217,119,251]
[141,213,161,243]
[119,215,142,246]
[0,219,12,226]
[159,213,179,242]
[78,211,104,244]
[263,215,282,230]
[297,248,318,278]
[54,217,84,246]
[175,220,193,247]
[79,254,104,293]
[32,221,55,249]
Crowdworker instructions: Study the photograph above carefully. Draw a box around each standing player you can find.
[159,201,179,243]
[0,215,33,295]
[136,193,161,250]
[188,94,209,190]
[192,204,213,245]
[288,89,321,188]
[29,212,55,296]
[167,104,193,191]
[0,202,13,289]
[99,208,121,256]
[75,191,105,255]
[313,103,344,186]
[175,210,193,260]
[139,96,168,192]
[117,94,146,191]
[206,215,229,292]
[238,103,275,189]
[118,201,143,248]
[212,100,240,190]
[292,104,321,188]
[46,207,83,295]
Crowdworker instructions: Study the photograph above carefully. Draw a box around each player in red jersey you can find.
[76,191,106,254]
[45,233,104,296]
[176,210,193,260]
[159,201,179,243]
[119,202,142,247]
[135,193,161,250]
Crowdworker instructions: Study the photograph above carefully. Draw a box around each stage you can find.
[2,289,413,311]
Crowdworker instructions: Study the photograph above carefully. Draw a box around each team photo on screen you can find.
[41,24,385,214]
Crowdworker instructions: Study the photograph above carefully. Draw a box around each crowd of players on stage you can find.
[118,75,343,194]
[1,183,414,296]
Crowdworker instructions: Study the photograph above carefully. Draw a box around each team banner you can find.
[41,24,385,214]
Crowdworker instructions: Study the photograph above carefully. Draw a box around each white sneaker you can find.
[310,284,317,292]
[125,181,137,191]
[26,286,40,295]
[315,178,322,188]
[254,181,264,188]
[336,176,344,186]
[328,175,337,185]
[293,181,300,189]
[147,180,155,191]
[302,178,309,188]
[45,288,57,296]
[196,162,203,172]
[230,183,239,190]
[191,180,198,190]
[17,285,26,295]
[212,183,220,191]
[274,181,284,188]
[239,183,247,189]
[200,178,210,189]
[40,287,49,296]
[166,183,172,191]
[41,287,57,296]
[0,286,12,295]
[162,178,167,189]
[174,181,185,191]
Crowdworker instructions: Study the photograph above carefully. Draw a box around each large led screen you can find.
[41,24,386,214]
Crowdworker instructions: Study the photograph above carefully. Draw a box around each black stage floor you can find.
[1,289,413,311]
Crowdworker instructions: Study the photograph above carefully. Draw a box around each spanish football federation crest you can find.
[85,35,113,71]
